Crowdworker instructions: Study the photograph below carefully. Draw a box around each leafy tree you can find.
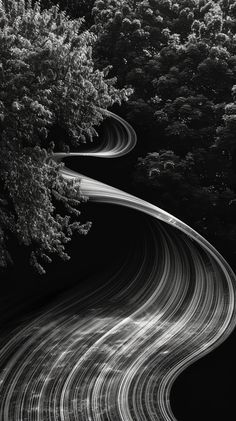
[0,0,130,273]
[91,0,236,150]
[215,84,236,163]
[89,0,236,260]
[134,147,236,253]
[39,0,96,26]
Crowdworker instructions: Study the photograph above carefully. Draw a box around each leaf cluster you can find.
[89,0,236,256]
[0,0,130,272]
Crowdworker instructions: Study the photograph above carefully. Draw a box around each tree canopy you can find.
[0,0,130,273]
[91,0,236,142]
[1,0,236,272]
[90,0,236,257]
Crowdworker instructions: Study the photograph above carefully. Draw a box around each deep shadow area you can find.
[0,153,235,419]
[171,330,235,421]
[0,203,140,328]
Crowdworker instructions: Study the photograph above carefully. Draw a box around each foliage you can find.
[90,0,236,255]
[135,148,236,251]
[2,0,236,269]
[216,84,236,155]
[0,0,130,273]
[92,0,236,148]
[39,0,96,26]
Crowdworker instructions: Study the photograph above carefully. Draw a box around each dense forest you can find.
[1,0,236,272]
[0,3,235,421]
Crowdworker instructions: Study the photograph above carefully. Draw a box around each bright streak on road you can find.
[0,110,235,420]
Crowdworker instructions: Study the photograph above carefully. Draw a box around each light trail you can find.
[0,110,235,420]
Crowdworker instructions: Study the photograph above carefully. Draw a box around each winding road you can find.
[0,111,235,420]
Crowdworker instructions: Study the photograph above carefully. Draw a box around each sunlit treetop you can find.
[0,0,131,273]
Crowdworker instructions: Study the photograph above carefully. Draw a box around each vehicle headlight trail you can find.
[0,110,235,420]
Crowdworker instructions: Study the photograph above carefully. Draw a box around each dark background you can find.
[0,153,235,421]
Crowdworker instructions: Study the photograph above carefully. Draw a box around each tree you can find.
[89,0,236,260]
[134,147,236,253]
[215,84,236,164]
[39,0,96,26]
[91,0,236,151]
[0,0,130,273]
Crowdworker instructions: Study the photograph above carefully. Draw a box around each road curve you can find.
[0,110,235,421]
